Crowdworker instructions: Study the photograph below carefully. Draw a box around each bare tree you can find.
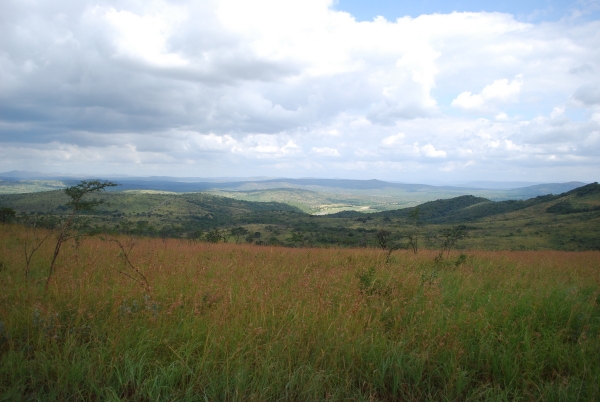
[23,220,52,280]
[45,180,118,290]
[407,207,421,254]
[111,239,151,293]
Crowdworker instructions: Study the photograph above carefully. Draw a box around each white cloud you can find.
[191,133,236,152]
[381,133,405,147]
[105,7,188,68]
[451,76,523,112]
[235,135,300,158]
[0,0,599,182]
[420,143,447,158]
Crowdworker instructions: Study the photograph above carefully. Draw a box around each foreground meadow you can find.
[1,225,599,401]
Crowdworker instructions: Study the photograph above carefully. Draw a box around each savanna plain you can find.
[1,223,599,401]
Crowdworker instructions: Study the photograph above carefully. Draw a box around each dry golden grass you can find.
[1,224,599,400]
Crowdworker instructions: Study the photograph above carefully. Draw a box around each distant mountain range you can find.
[0,170,271,183]
[0,170,587,194]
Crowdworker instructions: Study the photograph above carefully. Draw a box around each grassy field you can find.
[208,187,444,214]
[1,224,599,400]
[0,180,67,194]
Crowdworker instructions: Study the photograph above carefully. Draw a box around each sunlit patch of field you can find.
[0,180,67,195]
[1,224,599,400]
[210,187,430,214]
[122,190,178,195]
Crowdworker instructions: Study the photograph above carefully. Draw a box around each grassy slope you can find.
[0,180,68,194]
[1,183,599,250]
[208,188,407,214]
[1,226,599,400]
[1,178,586,215]
[207,182,588,215]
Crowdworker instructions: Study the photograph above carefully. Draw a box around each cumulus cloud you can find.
[381,133,405,147]
[0,0,599,182]
[451,76,523,112]
[419,143,447,158]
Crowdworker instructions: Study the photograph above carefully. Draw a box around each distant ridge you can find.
[455,181,544,189]
[0,171,587,192]
[0,171,273,183]
[0,171,590,204]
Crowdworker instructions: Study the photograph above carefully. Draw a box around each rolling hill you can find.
[0,172,588,215]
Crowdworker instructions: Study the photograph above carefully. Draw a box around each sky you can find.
[1,0,599,183]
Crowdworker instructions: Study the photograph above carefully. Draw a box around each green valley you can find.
[1,181,599,251]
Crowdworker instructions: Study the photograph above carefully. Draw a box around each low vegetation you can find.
[1,224,599,400]
[0,180,599,399]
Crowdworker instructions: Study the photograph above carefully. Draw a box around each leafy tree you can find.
[0,207,16,223]
[437,225,468,259]
[230,227,249,244]
[46,180,118,290]
[287,230,305,246]
[376,229,391,250]
[205,229,222,243]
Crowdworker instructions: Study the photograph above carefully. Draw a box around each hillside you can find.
[0,173,587,214]
[1,182,599,250]
[0,190,304,237]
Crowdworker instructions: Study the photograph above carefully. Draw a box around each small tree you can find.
[230,227,249,244]
[437,225,467,260]
[0,207,16,223]
[205,229,222,243]
[407,207,421,254]
[376,229,400,264]
[376,229,391,250]
[287,230,305,247]
[45,180,118,290]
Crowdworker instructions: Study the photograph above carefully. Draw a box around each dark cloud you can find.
[573,84,600,106]
[569,63,595,75]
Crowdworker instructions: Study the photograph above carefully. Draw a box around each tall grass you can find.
[1,224,599,400]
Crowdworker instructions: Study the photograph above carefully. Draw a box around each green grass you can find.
[208,187,417,214]
[1,225,599,400]
[0,180,67,195]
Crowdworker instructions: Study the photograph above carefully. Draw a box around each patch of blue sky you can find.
[334,0,600,23]
[564,108,589,122]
